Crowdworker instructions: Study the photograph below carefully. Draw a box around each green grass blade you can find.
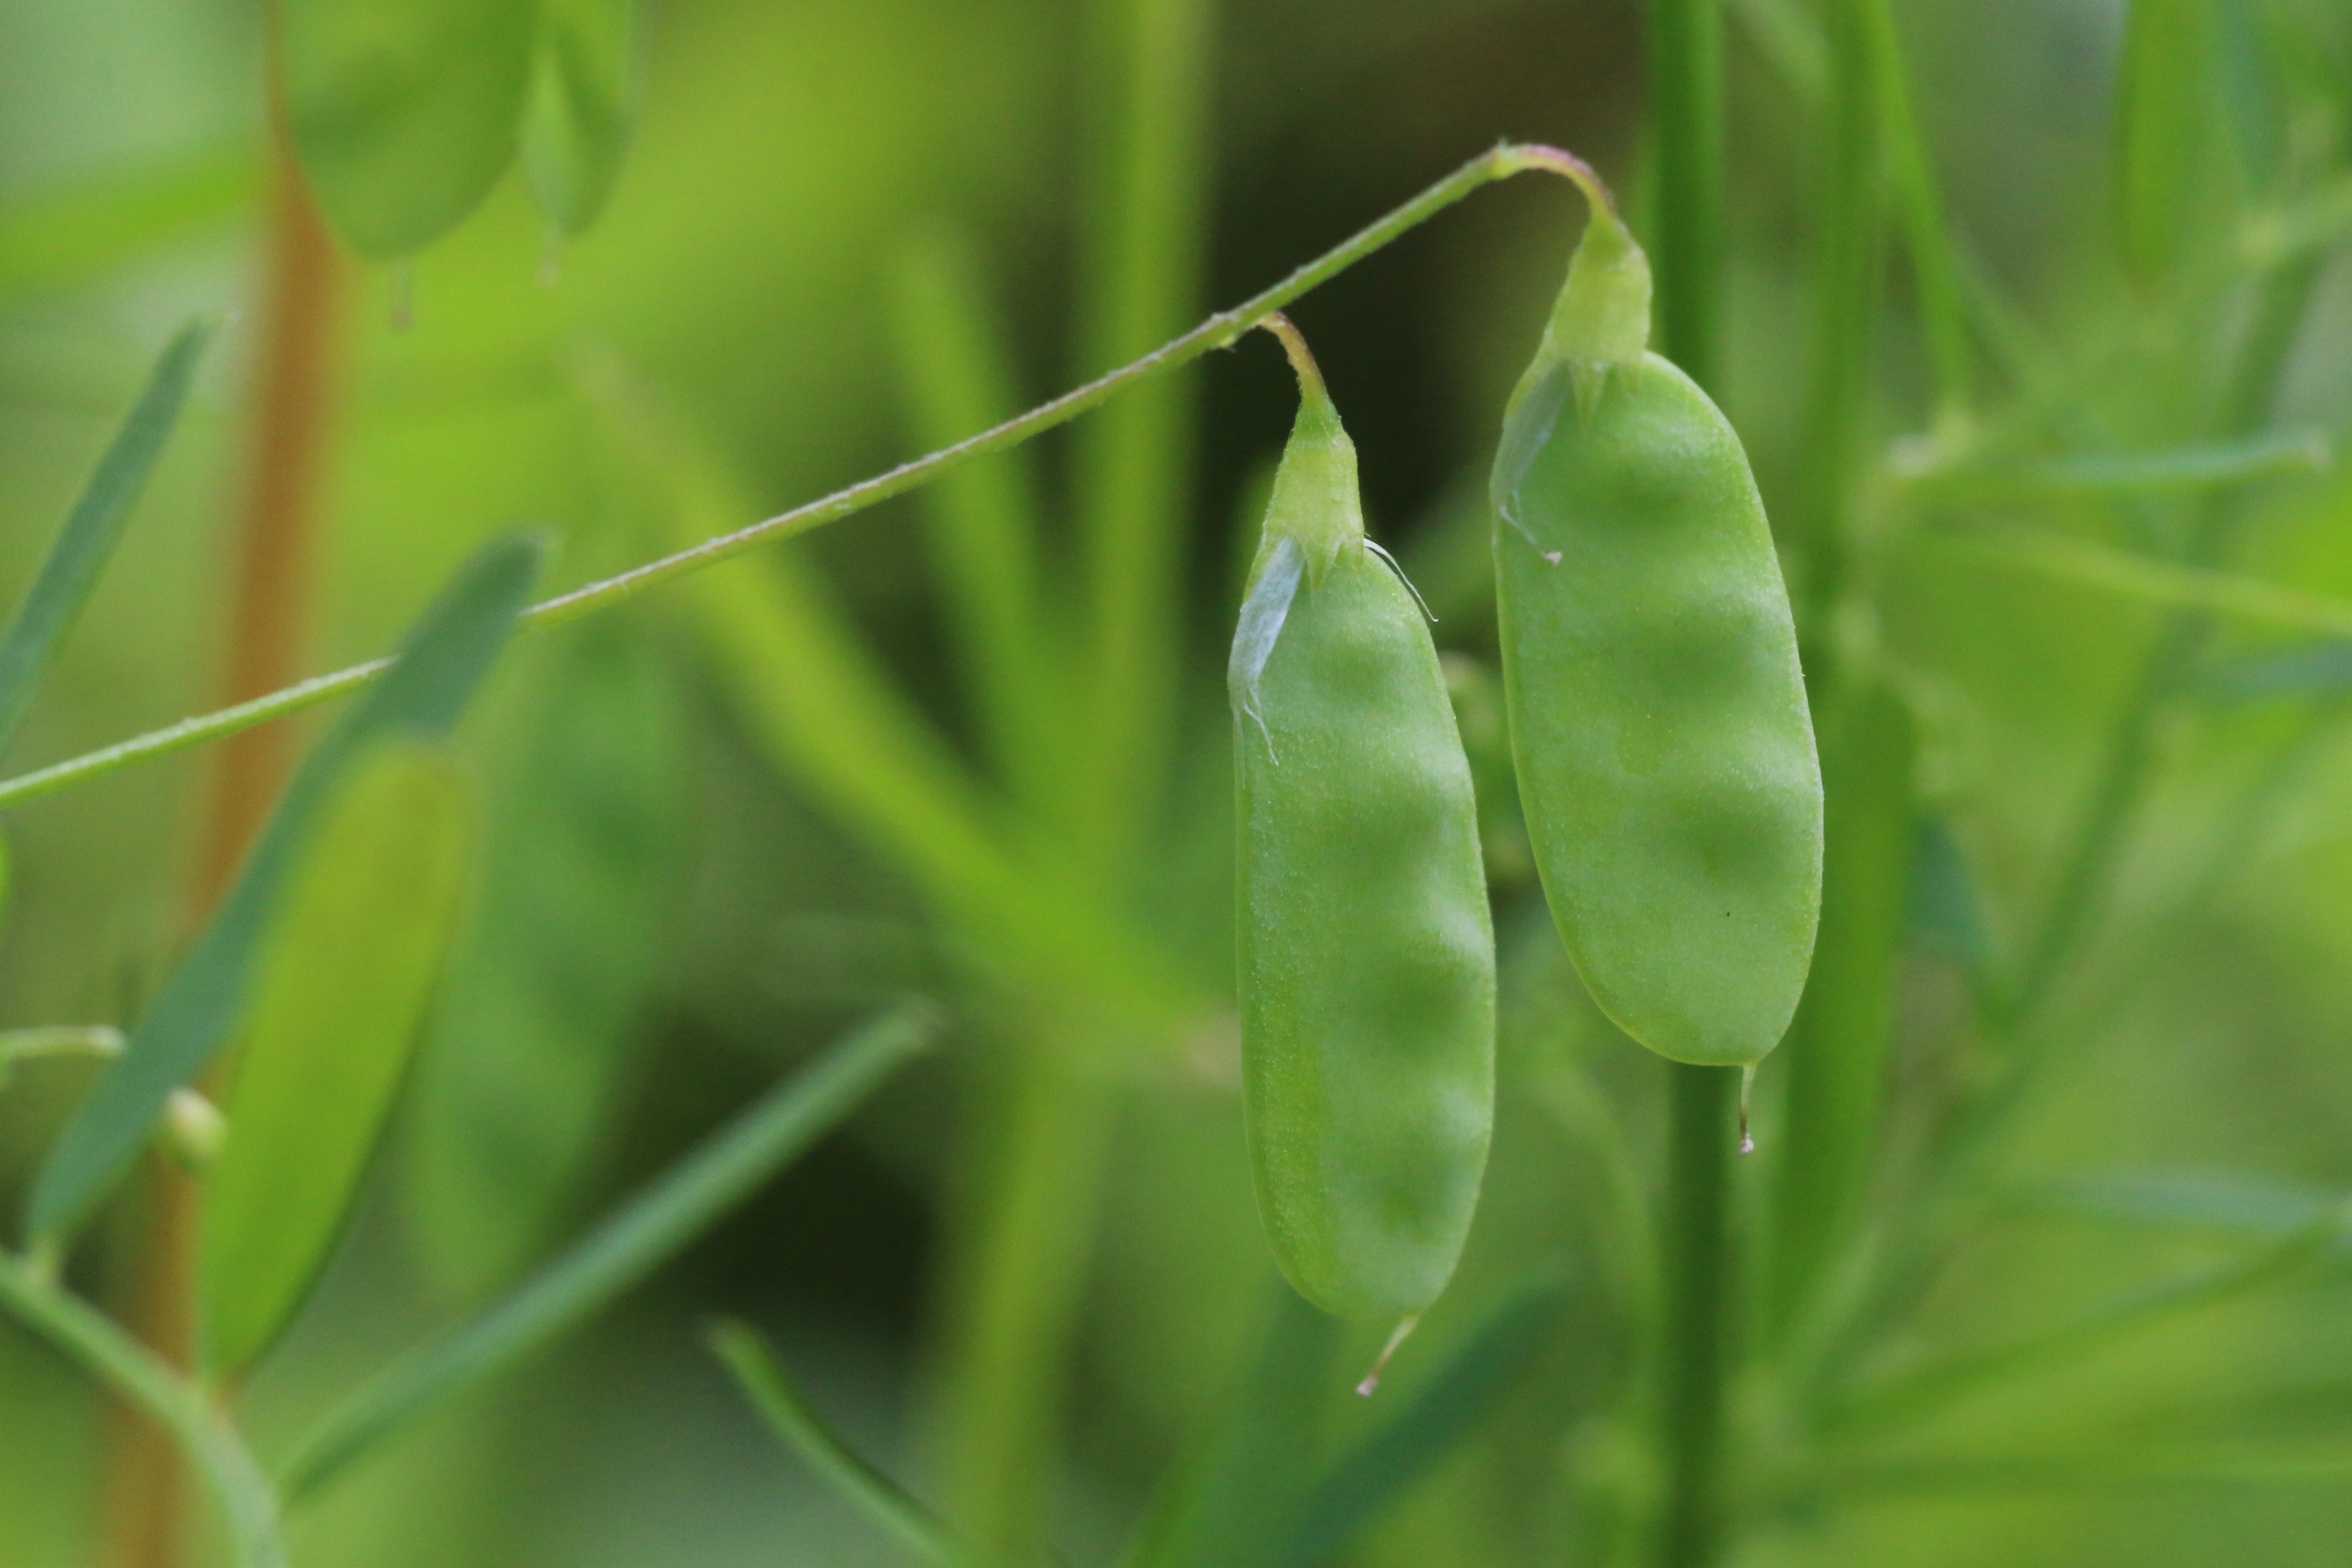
[523,0,642,236]
[0,145,256,300]
[709,1318,983,1568]
[1916,522,2352,641]
[1768,677,1917,1343]
[2201,641,2352,701]
[1803,1443,2352,1500]
[1069,0,1215,872]
[1906,429,2332,500]
[2114,0,2219,288]
[590,369,1192,1022]
[2019,1169,2341,1243]
[1864,0,1974,427]
[1275,1282,1568,1568]
[1124,1285,1346,1568]
[276,1001,938,1505]
[0,1250,286,1568]
[889,229,1064,813]
[1826,1202,2352,1437]
[199,742,473,1378]
[0,317,217,758]
[405,617,683,1300]
[1727,0,1825,109]
[25,536,541,1246]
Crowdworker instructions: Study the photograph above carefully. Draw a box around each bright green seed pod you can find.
[1232,316,1496,1321]
[1491,171,1822,1068]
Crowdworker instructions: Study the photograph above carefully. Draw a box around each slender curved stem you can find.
[0,141,1586,816]
[0,1251,285,1568]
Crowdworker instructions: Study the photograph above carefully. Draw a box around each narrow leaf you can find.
[277,1001,938,1503]
[1829,1202,2352,1437]
[0,1250,286,1568]
[710,1318,981,1568]
[1277,1282,1566,1568]
[405,618,681,1300]
[200,741,472,1377]
[1865,0,1974,424]
[0,318,216,757]
[0,1027,123,1096]
[1920,523,2352,641]
[26,536,540,1246]
[587,370,1192,1023]
[1909,814,2004,1008]
[1125,1285,1346,1568]
[282,0,537,257]
[1907,429,2331,501]
[2114,0,2218,287]
[2200,640,2352,702]
[523,0,641,237]
[1769,677,1917,1341]
[0,146,257,300]
[889,230,1063,811]
[2020,1169,2343,1244]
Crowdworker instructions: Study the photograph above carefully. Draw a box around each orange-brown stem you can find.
[99,102,343,1568]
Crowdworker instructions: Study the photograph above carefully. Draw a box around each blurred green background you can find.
[4,1,2352,1564]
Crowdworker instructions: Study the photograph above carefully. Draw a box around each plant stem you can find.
[101,99,342,1568]
[0,142,1586,816]
[1646,0,1726,384]
[1658,1064,1733,1568]
[1646,1,1736,1563]
[0,1251,286,1568]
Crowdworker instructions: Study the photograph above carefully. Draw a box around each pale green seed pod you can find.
[1491,175,1822,1069]
[1232,316,1496,1321]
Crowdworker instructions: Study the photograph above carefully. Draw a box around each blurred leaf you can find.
[523,0,642,238]
[199,740,472,1378]
[0,317,217,759]
[1727,0,1825,110]
[1920,523,2352,640]
[1126,1285,1345,1568]
[404,618,681,1301]
[1866,0,1975,424]
[1807,1442,2352,1499]
[25,536,540,1247]
[282,0,536,258]
[1909,814,2003,1004]
[1769,677,1918,1341]
[1827,1202,2352,1437]
[1067,0,1214,872]
[590,369,1193,1025]
[2116,0,2220,287]
[1904,429,2331,502]
[2216,0,2287,193]
[1276,1281,1568,1568]
[888,229,1064,814]
[0,146,257,300]
[2199,638,2352,701]
[277,1001,939,1503]
[709,1318,982,1568]
[2020,1169,2344,1244]
[0,1251,285,1568]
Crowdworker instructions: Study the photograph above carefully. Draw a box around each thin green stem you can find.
[1658,1064,1734,1568]
[1647,0,1727,384]
[0,142,1580,817]
[1646,2,1737,1563]
[0,1251,285,1568]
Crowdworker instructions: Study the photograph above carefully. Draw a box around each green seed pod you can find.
[1232,316,1496,1321]
[1491,165,1822,1068]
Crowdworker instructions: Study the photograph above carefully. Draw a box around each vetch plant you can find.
[2,2,2351,1567]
